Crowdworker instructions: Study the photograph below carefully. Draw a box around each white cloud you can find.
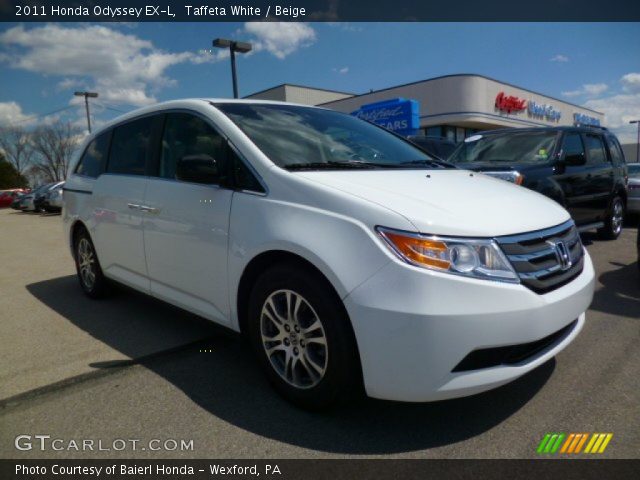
[562,83,608,98]
[550,54,569,63]
[621,73,640,92]
[0,24,221,107]
[0,102,33,126]
[244,22,316,59]
[584,93,640,144]
[332,66,349,74]
[326,23,363,33]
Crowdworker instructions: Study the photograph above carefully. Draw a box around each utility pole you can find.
[74,91,98,133]
[630,120,640,162]
[212,38,252,98]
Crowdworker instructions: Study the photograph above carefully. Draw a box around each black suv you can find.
[449,126,628,239]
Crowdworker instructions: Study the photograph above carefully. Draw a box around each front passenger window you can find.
[160,113,227,183]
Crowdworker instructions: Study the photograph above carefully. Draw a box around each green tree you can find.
[0,154,28,189]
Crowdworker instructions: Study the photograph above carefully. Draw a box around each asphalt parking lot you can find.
[0,208,638,459]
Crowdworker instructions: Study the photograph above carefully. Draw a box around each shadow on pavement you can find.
[27,275,555,454]
[590,261,640,318]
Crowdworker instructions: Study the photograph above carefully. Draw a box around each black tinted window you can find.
[561,133,585,163]
[605,136,625,167]
[107,117,154,175]
[160,113,226,182]
[76,132,110,178]
[584,134,608,165]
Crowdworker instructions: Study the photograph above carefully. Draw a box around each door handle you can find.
[139,205,160,214]
[127,203,140,210]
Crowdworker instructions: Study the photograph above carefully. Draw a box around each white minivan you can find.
[63,99,595,409]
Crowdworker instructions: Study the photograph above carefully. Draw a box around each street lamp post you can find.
[74,91,99,133]
[630,120,640,163]
[212,38,252,99]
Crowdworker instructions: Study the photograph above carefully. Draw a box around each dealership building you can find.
[246,74,605,142]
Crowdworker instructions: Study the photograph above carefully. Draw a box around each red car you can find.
[0,189,29,208]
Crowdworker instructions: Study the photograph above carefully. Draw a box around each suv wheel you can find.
[74,229,109,298]
[247,264,360,410]
[598,195,624,240]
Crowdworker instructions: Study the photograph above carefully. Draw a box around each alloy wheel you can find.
[612,199,624,236]
[77,237,97,290]
[260,289,328,389]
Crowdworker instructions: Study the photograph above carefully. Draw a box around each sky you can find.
[1,22,639,142]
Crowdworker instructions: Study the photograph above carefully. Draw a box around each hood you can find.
[451,162,542,172]
[294,169,570,237]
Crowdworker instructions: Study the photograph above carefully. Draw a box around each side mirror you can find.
[176,154,219,184]
[564,152,586,167]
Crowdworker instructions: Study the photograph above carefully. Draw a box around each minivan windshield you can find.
[214,103,452,170]
[449,131,558,165]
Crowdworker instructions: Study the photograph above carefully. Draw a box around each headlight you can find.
[483,171,524,185]
[377,227,519,283]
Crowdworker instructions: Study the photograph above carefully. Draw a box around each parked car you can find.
[0,190,25,208]
[43,182,65,213]
[626,163,640,215]
[63,100,594,409]
[19,183,54,212]
[449,126,628,239]
[33,181,63,213]
[407,135,457,160]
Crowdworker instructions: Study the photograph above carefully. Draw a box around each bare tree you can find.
[0,126,34,176]
[29,121,81,182]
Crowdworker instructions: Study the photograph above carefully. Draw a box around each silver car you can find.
[44,182,65,212]
[627,163,640,214]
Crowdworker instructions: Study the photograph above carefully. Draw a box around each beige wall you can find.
[321,74,604,130]
[246,85,353,106]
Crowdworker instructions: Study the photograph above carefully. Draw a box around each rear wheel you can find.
[598,195,624,240]
[74,229,110,298]
[247,264,361,410]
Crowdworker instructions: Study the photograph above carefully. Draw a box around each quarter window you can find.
[107,117,155,175]
[159,113,226,182]
[584,134,608,165]
[76,132,110,178]
[605,136,625,166]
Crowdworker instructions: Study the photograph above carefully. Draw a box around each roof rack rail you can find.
[574,123,608,131]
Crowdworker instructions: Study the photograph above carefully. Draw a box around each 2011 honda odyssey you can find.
[63,100,595,409]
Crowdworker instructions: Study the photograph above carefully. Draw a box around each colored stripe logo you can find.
[537,433,613,454]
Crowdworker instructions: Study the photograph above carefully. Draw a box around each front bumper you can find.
[343,250,595,402]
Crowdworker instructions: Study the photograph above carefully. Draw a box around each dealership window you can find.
[76,131,111,178]
[425,126,443,137]
[107,116,156,176]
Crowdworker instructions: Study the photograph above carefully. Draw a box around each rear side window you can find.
[605,136,625,167]
[159,113,227,182]
[107,117,155,176]
[561,133,585,162]
[76,132,111,178]
[584,134,608,165]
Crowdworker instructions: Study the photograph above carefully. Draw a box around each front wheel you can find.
[598,195,624,240]
[247,264,361,410]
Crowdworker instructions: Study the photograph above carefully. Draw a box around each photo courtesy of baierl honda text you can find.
[0,1,639,479]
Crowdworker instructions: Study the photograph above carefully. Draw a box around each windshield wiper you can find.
[284,161,399,171]
[398,159,456,169]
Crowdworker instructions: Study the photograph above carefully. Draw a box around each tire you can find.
[597,195,624,240]
[73,228,110,299]
[247,263,361,410]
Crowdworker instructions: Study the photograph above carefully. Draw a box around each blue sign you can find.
[573,113,601,127]
[352,98,420,136]
[528,100,561,121]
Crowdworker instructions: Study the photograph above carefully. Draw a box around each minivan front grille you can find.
[496,220,584,294]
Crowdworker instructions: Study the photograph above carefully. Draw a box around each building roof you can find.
[245,83,356,98]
